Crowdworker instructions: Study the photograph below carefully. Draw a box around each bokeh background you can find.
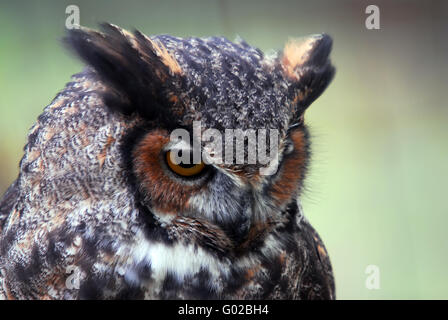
[1,0,447,299]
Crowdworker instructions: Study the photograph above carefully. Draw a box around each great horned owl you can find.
[0,24,335,300]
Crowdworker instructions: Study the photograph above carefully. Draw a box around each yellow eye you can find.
[165,151,205,177]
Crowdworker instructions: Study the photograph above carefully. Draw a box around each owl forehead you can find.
[154,35,292,133]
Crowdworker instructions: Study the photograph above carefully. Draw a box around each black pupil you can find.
[172,151,198,168]
[179,162,197,169]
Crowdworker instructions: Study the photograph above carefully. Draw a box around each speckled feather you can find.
[0,24,335,299]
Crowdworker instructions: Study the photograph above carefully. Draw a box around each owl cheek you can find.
[131,130,200,216]
[269,129,309,206]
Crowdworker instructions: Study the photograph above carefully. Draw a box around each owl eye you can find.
[165,150,205,177]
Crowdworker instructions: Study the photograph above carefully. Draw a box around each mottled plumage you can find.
[0,24,335,299]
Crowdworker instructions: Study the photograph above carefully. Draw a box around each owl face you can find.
[0,24,335,299]
[130,125,310,241]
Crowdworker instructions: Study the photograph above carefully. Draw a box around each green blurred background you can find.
[1,0,447,299]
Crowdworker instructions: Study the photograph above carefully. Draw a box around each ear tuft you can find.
[63,23,184,125]
[134,30,183,76]
[282,34,332,80]
[281,34,335,117]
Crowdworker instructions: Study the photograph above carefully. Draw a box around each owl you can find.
[0,24,335,300]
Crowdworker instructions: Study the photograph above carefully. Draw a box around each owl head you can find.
[62,23,334,238]
[1,24,334,298]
